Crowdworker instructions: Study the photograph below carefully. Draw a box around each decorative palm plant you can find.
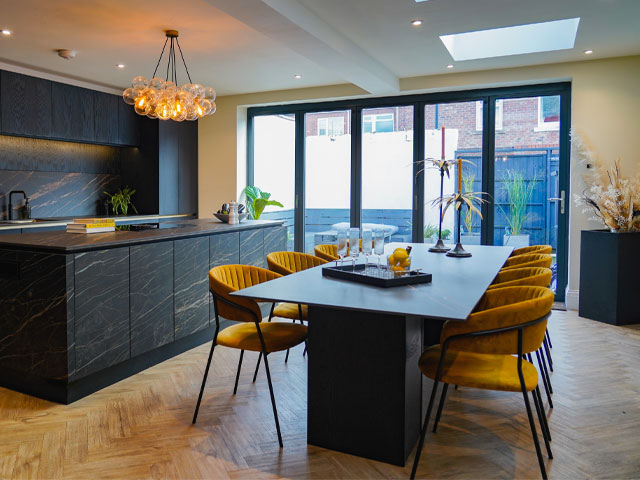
[431,190,487,224]
[242,186,283,220]
[499,170,537,235]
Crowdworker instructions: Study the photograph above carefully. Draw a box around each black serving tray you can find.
[322,263,432,288]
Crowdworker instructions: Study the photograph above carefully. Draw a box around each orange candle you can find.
[457,158,462,192]
[441,126,445,160]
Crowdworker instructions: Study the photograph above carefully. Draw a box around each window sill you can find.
[534,124,559,132]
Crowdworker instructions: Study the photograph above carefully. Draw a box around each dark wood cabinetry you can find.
[51,82,95,141]
[93,91,119,144]
[1,70,52,137]
[118,99,140,146]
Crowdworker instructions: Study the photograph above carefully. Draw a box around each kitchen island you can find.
[0,219,285,403]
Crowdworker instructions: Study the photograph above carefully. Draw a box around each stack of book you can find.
[66,218,116,234]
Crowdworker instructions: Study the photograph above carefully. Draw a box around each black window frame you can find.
[247,82,571,300]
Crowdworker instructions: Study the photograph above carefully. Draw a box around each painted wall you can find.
[199,55,640,304]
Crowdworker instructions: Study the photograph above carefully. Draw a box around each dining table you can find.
[232,242,513,466]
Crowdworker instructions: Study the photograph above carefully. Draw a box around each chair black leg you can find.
[410,379,440,480]
[532,385,553,459]
[192,340,217,424]
[253,352,262,383]
[536,349,554,399]
[534,386,553,444]
[432,383,449,433]
[233,350,244,395]
[543,336,554,372]
[520,385,548,479]
[545,328,553,349]
[262,352,284,448]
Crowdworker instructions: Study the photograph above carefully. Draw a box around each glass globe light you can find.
[203,87,216,101]
[162,80,176,90]
[132,76,148,88]
[156,100,172,121]
[200,98,212,115]
[123,87,137,105]
[191,84,204,99]
[209,101,217,115]
[134,100,151,116]
[185,104,197,121]
[146,109,158,119]
[150,77,164,89]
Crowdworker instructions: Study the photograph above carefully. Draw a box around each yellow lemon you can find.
[393,265,405,275]
[387,254,396,265]
[393,249,409,263]
[399,259,411,269]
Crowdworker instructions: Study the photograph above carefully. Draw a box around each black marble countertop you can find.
[0,219,283,253]
[0,213,195,231]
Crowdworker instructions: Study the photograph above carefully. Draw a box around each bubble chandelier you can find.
[122,30,216,121]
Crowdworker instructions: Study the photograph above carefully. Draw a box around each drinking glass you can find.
[337,229,348,268]
[362,229,373,273]
[373,228,385,272]
[349,227,360,271]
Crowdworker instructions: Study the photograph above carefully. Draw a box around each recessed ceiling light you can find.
[440,18,580,61]
[116,64,125,68]
[411,19,423,27]
[294,74,302,79]
[1,29,11,36]
[446,64,454,69]
[584,49,593,55]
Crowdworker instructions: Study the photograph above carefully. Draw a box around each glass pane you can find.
[362,106,413,244]
[494,95,560,291]
[253,114,295,250]
[304,110,351,253]
[424,102,483,245]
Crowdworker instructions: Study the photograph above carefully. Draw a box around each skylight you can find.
[440,18,580,61]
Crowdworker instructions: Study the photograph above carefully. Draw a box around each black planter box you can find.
[579,230,640,325]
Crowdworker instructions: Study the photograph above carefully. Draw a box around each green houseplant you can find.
[461,171,481,244]
[104,187,138,216]
[499,170,536,248]
[242,186,283,220]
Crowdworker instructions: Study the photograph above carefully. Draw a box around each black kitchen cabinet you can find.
[158,121,180,215]
[178,121,198,215]
[118,99,140,146]
[1,70,52,137]
[51,82,95,142]
[93,91,119,144]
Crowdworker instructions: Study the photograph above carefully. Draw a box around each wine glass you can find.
[349,227,360,271]
[337,229,348,268]
[373,228,385,273]
[362,229,373,273]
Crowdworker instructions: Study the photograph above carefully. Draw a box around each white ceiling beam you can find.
[204,0,399,94]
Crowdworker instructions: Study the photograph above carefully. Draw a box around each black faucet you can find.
[8,190,31,220]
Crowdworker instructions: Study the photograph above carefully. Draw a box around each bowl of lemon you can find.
[387,246,412,276]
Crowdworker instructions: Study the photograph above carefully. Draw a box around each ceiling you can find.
[0,0,638,96]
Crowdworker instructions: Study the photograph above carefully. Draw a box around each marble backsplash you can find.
[0,135,125,220]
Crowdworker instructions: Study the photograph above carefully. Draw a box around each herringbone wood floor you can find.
[1,310,640,479]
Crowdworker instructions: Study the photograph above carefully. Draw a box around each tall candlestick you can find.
[441,126,445,160]
[457,158,462,192]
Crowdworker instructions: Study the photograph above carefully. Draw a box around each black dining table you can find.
[232,242,513,466]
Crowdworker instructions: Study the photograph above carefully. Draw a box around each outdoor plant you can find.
[242,186,283,220]
[424,223,451,240]
[499,170,536,236]
[572,133,640,232]
[104,187,138,216]
[462,171,477,235]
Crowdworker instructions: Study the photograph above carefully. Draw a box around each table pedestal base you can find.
[307,306,422,466]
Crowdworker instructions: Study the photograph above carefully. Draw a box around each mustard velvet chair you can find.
[411,286,554,480]
[192,264,308,448]
[510,245,553,257]
[314,244,338,262]
[266,251,326,362]
[501,253,553,271]
[488,267,555,406]
[488,267,552,290]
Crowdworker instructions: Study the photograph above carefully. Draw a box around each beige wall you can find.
[199,55,640,301]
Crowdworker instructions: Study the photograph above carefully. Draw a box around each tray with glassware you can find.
[321,245,432,287]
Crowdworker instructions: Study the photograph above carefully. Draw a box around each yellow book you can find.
[73,218,115,224]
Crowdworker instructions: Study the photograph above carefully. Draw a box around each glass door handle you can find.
[548,190,565,214]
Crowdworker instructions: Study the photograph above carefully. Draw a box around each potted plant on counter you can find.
[104,187,138,230]
[500,170,536,248]
[575,153,640,325]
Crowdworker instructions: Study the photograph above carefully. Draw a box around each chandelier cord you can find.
[152,37,169,79]
[176,39,193,85]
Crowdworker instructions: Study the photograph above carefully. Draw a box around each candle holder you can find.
[447,203,472,257]
[429,167,450,253]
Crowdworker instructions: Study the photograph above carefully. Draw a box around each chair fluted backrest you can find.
[267,251,327,276]
[510,244,552,257]
[501,253,552,271]
[440,286,554,355]
[488,267,552,290]
[209,265,281,323]
[314,244,338,261]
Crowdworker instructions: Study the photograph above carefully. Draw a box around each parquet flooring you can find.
[1,310,640,479]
